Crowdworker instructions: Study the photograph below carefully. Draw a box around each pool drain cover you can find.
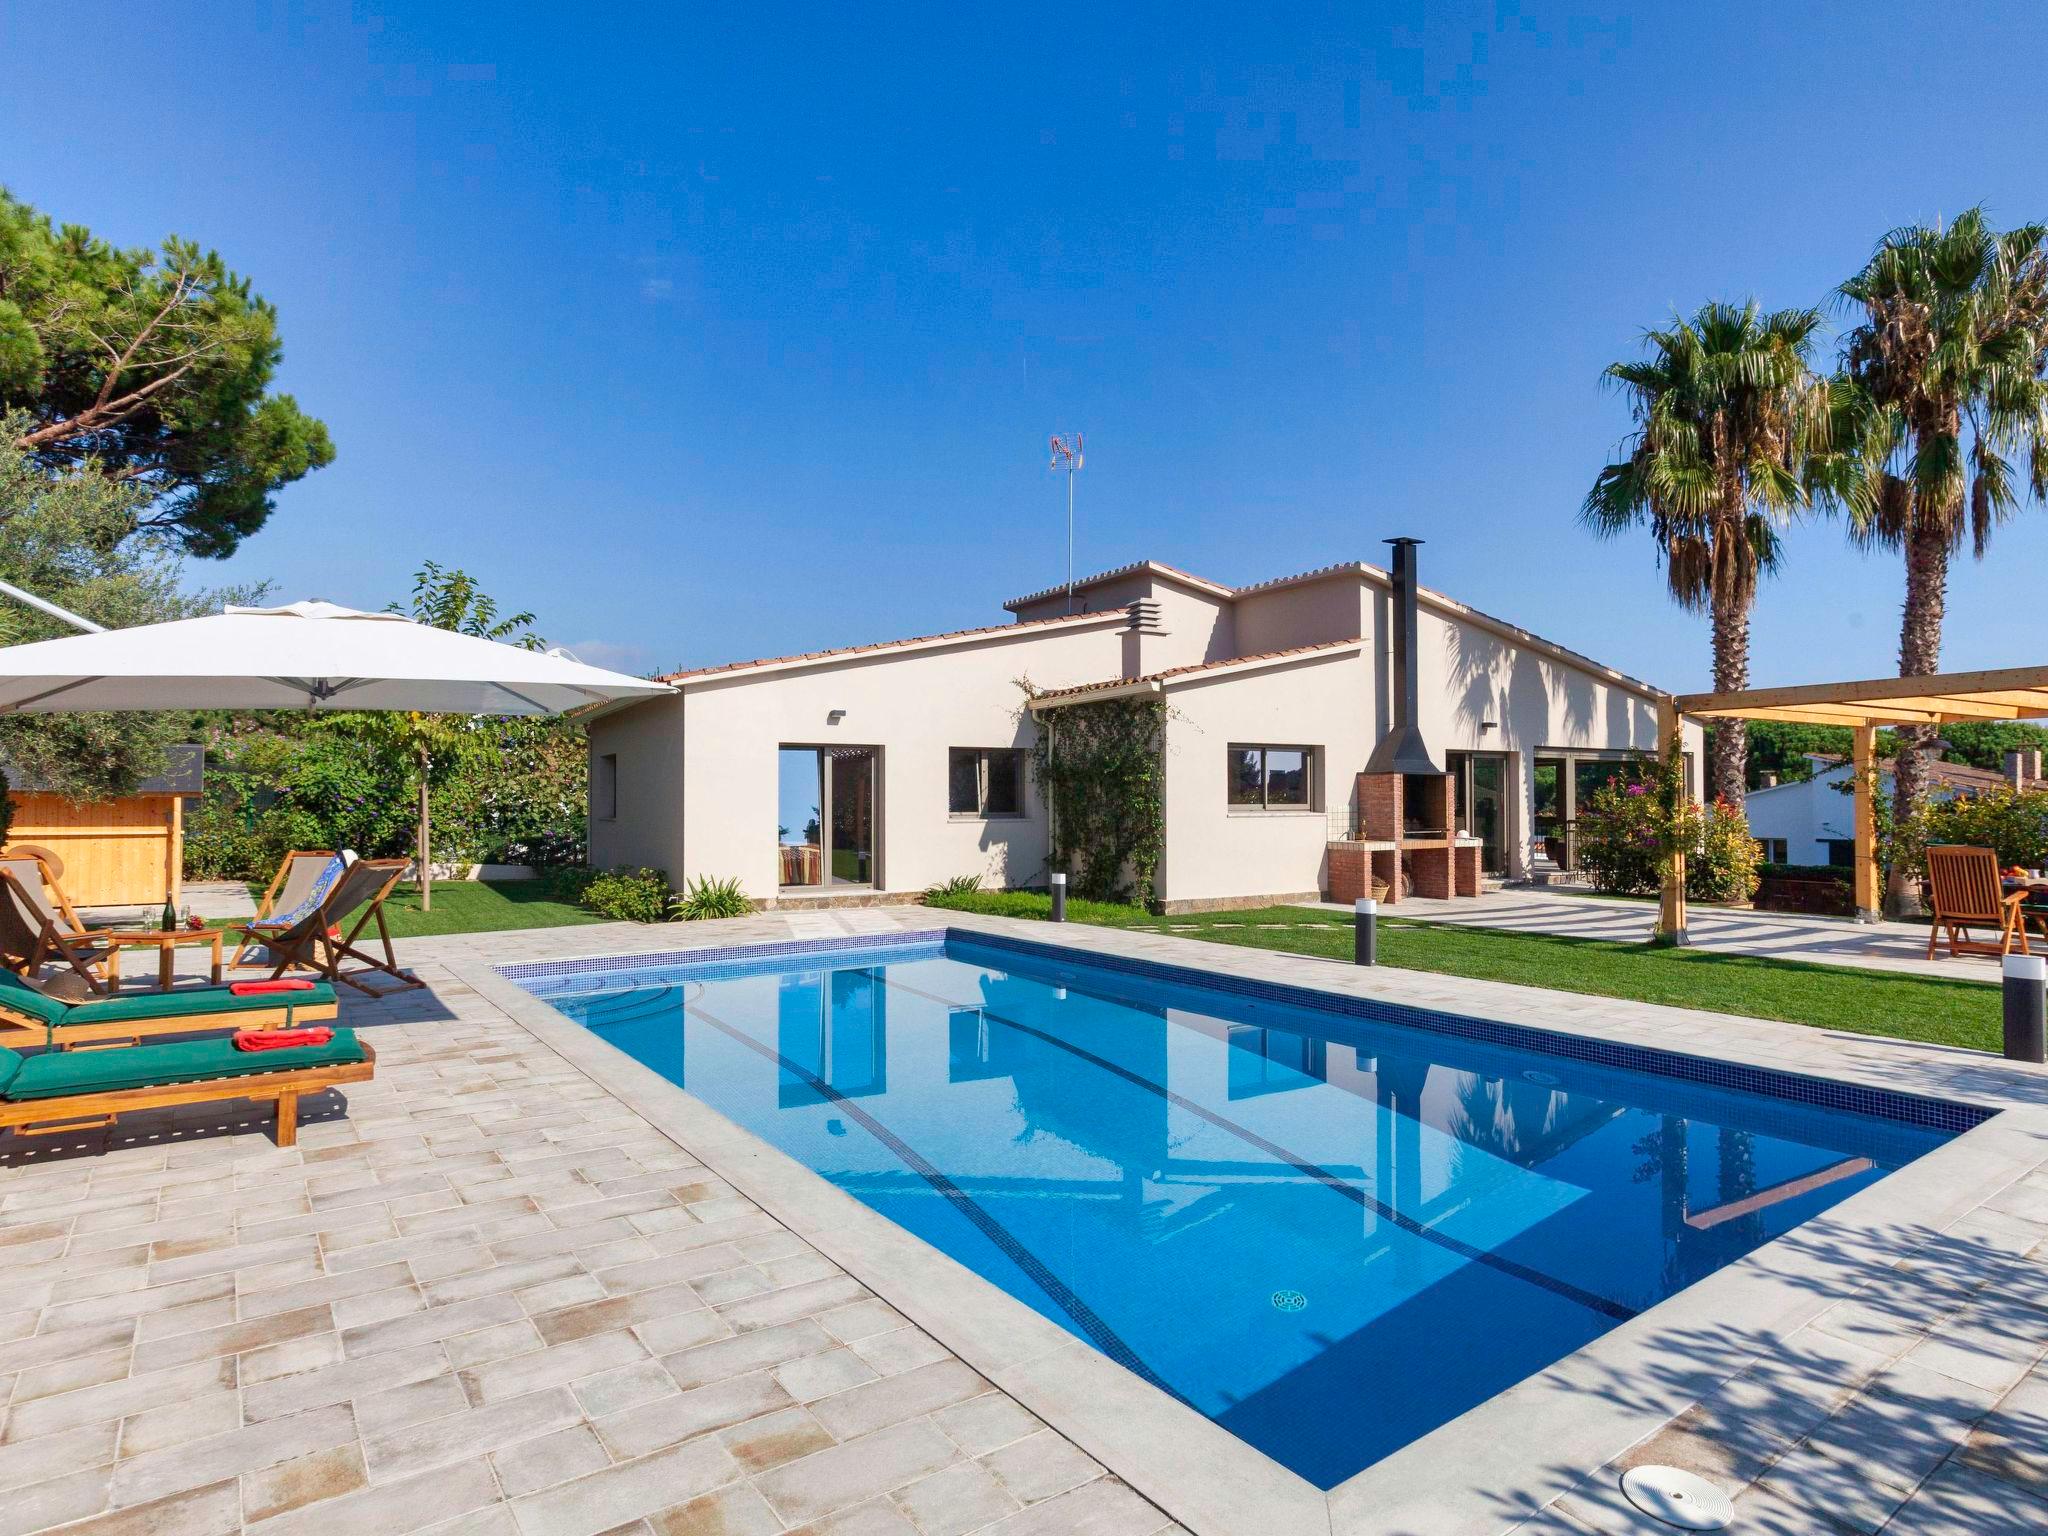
[1620,1466,1733,1530]
[1271,1290,1307,1312]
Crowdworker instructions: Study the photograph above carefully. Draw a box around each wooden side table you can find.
[105,930,225,991]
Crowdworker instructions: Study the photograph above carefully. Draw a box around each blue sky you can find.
[6,2,2048,689]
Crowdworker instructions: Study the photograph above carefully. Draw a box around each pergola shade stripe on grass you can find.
[1660,666,2048,940]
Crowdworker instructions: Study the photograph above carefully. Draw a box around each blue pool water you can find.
[518,934,1958,1487]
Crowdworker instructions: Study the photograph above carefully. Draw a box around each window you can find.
[1762,838,1788,865]
[1825,839,1856,868]
[948,748,1026,817]
[593,753,618,821]
[1228,746,1316,810]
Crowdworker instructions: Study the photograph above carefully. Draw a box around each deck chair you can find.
[237,858,422,996]
[1925,845,2030,959]
[0,1029,374,1147]
[0,966,339,1050]
[0,862,116,994]
[231,850,347,968]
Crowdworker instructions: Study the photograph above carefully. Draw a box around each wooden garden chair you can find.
[0,862,118,994]
[1924,845,2030,960]
[231,850,345,968]
[237,858,422,996]
[0,1029,374,1148]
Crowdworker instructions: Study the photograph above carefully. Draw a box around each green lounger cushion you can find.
[64,984,338,1025]
[0,969,337,1027]
[4,1028,364,1101]
[0,971,66,1025]
[0,1047,20,1096]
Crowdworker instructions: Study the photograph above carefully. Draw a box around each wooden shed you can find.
[3,746,202,909]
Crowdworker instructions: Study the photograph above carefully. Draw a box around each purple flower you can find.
[1627,784,1647,796]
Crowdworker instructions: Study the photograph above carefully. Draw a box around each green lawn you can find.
[226,875,606,939]
[925,891,2003,1053]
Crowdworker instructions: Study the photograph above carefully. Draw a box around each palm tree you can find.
[1583,302,1827,805]
[1831,210,2048,913]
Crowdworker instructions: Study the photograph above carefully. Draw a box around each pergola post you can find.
[1852,724,1880,922]
[1655,696,1688,946]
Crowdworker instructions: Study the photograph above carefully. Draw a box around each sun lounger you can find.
[0,1028,373,1147]
[236,858,422,996]
[0,967,339,1049]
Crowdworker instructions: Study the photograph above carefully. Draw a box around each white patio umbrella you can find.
[0,600,670,715]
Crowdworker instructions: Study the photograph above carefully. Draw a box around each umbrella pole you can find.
[417,745,433,912]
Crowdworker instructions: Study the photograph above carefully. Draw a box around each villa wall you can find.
[585,695,687,878]
[1156,652,1373,908]
[590,617,1130,901]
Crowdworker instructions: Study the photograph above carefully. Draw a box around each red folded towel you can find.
[228,979,318,996]
[235,1027,334,1052]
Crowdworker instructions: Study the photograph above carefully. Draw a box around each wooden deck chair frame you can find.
[0,1043,375,1148]
[1924,844,2030,960]
[0,866,116,995]
[231,849,341,968]
[248,859,423,996]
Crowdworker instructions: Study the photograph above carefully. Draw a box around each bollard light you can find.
[1354,897,1378,967]
[1050,872,1068,923]
[2003,953,2046,1063]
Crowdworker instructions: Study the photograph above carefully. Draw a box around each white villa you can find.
[587,542,1702,911]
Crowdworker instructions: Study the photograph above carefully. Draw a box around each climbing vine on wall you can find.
[1025,689,1167,905]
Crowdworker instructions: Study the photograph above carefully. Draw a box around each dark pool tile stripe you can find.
[682,992,1189,1406]
[926,989,1638,1326]
[948,930,1993,1136]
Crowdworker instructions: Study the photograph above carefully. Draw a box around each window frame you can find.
[1226,744,1320,813]
[947,747,1029,820]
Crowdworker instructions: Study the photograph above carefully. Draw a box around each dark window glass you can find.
[984,751,1023,815]
[1826,840,1856,867]
[947,749,980,815]
[1228,749,1265,805]
[1266,749,1310,807]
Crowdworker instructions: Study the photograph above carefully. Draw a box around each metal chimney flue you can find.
[1363,536,1444,776]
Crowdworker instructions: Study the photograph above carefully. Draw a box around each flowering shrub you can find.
[1574,754,1757,902]
[1689,797,1762,903]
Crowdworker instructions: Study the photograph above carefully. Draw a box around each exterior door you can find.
[1446,751,1510,875]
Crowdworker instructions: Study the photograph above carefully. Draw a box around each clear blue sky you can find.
[6,2,2047,688]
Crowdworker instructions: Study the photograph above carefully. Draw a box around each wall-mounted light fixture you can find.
[1480,719,1498,733]
[826,709,847,725]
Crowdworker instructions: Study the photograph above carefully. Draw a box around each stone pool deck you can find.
[0,909,2044,1536]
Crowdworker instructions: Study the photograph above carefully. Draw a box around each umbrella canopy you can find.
[0,601,670,716]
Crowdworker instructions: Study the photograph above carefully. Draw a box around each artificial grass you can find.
[922,890,2002,1053]
[224,875,606,939]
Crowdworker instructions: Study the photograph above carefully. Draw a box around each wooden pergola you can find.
[1656,665,2048,943]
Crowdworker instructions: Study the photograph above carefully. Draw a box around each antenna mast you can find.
[1048,433,1083,614]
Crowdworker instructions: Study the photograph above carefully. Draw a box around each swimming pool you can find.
[514,930,1963,1488]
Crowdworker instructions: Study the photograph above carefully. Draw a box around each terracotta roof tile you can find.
[1003,560,1235,610]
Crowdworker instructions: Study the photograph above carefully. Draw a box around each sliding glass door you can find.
[1445,751,1509,874]
[777,745,878,889]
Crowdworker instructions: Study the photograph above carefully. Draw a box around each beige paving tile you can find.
[809,1359,987,1442]
[754,1420,961,1526]
[892,1458,1022,1535]
[239,1444,369,1524]
[646,1481,783,1536]
[109,1403,356,1509]
[593,1369,793,1461]
[505,1436,738,1536]
[364,1385,584,1484]
[243,1457,500,1536]
[490,1424,610,1499]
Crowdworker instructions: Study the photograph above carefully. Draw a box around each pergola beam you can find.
[1662,662,2048,941]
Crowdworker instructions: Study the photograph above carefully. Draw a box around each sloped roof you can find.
[1027,639,1366,708]
[656,608,1124,685]
[1003,561,1236,611]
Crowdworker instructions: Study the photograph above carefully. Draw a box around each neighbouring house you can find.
[1744,749,2046,867]
[585,542,1701,911]
[1,745,203,908]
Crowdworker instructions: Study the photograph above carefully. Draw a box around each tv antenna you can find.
[1049,433,1083,613]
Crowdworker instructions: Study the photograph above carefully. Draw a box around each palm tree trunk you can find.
[1888,518,1950,917]
[1705,486,1753,807]
[417,745,433,913]
[1706,587,1752,807]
